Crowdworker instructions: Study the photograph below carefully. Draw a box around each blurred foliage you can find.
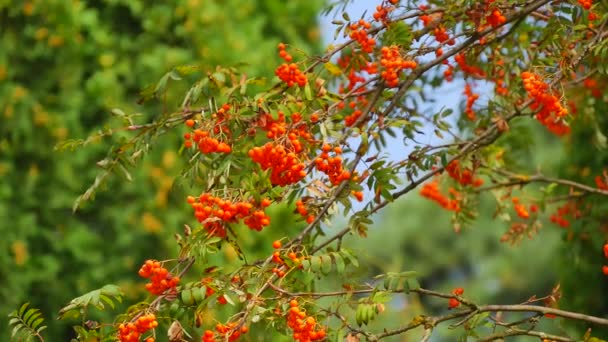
[0,0,322,340]
[557,83,608,336]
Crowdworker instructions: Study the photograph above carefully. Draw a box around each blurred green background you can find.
[1,0,607,341]
[0,0,323,340]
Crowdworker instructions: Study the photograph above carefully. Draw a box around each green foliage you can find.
[0,0,323,340]
[8,303,46,341]
[5,1,608,341]
[58,284,124,320]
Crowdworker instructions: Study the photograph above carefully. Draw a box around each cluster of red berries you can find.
[335,54,366,91]
[256,111,312,153]
[349,20,376,53]
[379,46,417,87]
[372,4,393,22]
[511,197,538,219]
[138,260,180,296]
[463,84,479,120]
[287,300,327,341]
[185,129,232,153]
[602,243,608,276]
[200,277,229,305]
[276,43,307,87]
[187,194,271,236]
[271,240,287,277]
[249,143,307,186]
[276,63,308,87]
[521,71,570,135]
[351,190,364,202]
[486,9,506,28]
[118,314,158,342]
[583,78,602,98]
[270,241,303,277]
[296,199,316,224]
[443,64,455,82]
[202,323,249,342]
[315,144,351,185]
[210,104,233,134]
[448,288,464,309]
[578,0,592,10]
[445,160,483,187]
[549,201,581,228]
[342,99,367,127]
[595,171,608,190]
[434,25,451,44]
[454,53,486,78]
[494,77,508,96]
[420,179,460,211]
[277,43,293,62]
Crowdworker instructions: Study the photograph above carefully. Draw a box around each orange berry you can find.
[185,119,195,127]
[272,240,282,249]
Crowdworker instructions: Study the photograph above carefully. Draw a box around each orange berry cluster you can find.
[583,78,602,98]
[249,143,307,186]
[485,9,506,28]
[270,242,302,277]
[549,201,583,228]
[578,0,592,10]
[595,171,608,190]
[448,288,464,309]
[256,111,312,153]
[138,260,180,296]
[373,5,392,22]
[379,46,417,88]
[315,144,351,185]
[200,277,228,304]
[351,190,364,202]
[118,314,158,342]
[521,71,570,135]
[276,63,307,87]
[202,323,249,342]
[296,199,316,224]
[287,300,327,342]
[454,53,486,78]
[445,160,483,187]
[602,243,608,276]
[420,179,460,211]
[433,25,451,44]
[511,197,537,219]
[343,69,366,92]
[494,77,508,96]
[349,20,375,53]
[342,95,370,127]
[463,84,479,120]
[184,129,231,153]
[210,103,233,135]
[276,43,307,87]
[277,43,293,62]
[187,194,271,236]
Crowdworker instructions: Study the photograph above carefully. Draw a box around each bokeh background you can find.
[1,0,607,341]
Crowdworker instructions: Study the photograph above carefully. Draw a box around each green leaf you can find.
[304,82,313,101]
[310,256,322,272]
[9,303,46,340]
[182,289,194,305]
[381,21,413,49]
[320,255,333,275]
[58,284,124,319]
[332,252,346,274]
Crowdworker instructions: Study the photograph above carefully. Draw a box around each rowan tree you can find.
[9,0,608,341]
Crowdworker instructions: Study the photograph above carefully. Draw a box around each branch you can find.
[476,173,608,196]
